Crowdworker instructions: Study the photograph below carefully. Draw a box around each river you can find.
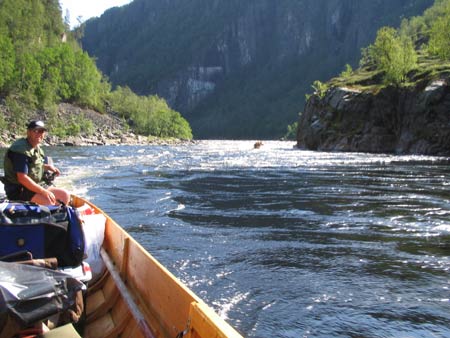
[1,140,449,337]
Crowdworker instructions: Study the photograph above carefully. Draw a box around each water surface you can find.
[1,141,449,337]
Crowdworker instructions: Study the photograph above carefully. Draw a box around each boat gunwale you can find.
[72,195,243,338]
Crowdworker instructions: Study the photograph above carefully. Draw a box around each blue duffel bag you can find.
[0,202,85,267]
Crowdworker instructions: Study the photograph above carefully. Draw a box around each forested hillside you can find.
[0,0,192,141]
[81,0,433,139]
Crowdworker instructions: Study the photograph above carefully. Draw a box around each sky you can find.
[59,0,132,28]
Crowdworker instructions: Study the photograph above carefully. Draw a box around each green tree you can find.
[0,35,15,92]
[109,86,192,139]
[108,86,140,120]
[340,64,353,78]
[427,5,450,59]
[283,121,298,140]
[0,0,64,53]
[36,46,65,106]
[70,50,110,111]
[369,27,417,84]
[14,52,42,105]
[312,80,328,98]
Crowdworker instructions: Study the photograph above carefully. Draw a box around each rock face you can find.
[296,79,450,156]
[81,0,434,139]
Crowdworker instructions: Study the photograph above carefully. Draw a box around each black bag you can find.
[0,261,84,327]
[0,202,85,267]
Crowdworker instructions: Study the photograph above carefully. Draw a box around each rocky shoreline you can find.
[0,103,191,148]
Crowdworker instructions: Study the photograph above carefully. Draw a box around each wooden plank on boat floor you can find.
[84,313,115,338]
[86,289,105,317]
[86,277,120,322]
[87,270,109,295]
[122,321,146,338]
[84,299,133,338]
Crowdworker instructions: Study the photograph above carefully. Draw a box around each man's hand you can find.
[44,164,61,176]
[42,188,56,204]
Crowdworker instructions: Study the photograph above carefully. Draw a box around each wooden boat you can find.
[70,195,243,338]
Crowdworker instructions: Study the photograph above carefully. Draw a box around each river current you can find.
[1,140,449,337]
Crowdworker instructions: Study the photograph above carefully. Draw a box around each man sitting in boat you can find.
[2,120,70,205]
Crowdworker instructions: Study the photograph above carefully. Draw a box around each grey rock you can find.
[297,79,450,155]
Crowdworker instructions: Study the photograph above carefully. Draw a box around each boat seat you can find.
[42,323,81,338]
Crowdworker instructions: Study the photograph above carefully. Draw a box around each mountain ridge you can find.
[81,0,434,139]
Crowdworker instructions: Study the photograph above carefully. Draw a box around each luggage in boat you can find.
[0,261,85,336]
[76,205,106,281]
[0,202,85,267]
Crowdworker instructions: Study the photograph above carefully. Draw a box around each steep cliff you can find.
[296,77,450,156]
[81,0,433,139]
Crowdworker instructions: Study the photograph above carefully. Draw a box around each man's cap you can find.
[27,120,47,131]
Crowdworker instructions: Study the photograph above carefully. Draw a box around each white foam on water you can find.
[215,291,250,320]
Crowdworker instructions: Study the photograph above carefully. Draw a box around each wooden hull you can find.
[71,195,243,338]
